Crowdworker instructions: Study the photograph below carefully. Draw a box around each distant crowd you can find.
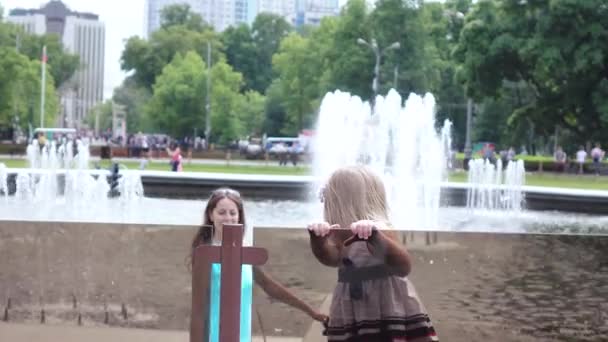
[481,143,606,175]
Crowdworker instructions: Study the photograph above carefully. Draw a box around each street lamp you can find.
[357,38,400,101]
[205,41,212,142]
[442,10,473,167]
[463,98,473,167]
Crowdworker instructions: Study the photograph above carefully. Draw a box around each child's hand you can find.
[307,222,338,237]
[350,220,377,240]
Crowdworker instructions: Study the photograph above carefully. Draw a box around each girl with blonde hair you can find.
[309,166,438,341]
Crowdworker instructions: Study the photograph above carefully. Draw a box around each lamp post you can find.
[357,38,400,101]
[205,41,211,142]
[463,98,473,168]
[40,45,47,128]
[443,10,470,167]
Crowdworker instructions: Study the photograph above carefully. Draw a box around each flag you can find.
[41,45,47,63]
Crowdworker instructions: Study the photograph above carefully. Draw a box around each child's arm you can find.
[369,229,412,277]
[309,230,342,267]
[351,220,412,277]
[253,266,328,322]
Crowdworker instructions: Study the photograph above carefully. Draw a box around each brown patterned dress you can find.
[324,241,438,342]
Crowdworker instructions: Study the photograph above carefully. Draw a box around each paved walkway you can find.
[0,297,332,342]
[0,322,302,342]
[303,294,333,342]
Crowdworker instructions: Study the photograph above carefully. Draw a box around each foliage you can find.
[113,0,608,154]
[222,24,257,91]
[0,20,72,131]
[147,51,208,138]
[0,45,58,129]
[17,31,79,89]
[236,90,266,137]
[147,51,245,144]
[86,99,113,132]
[160,3,211,32]
[121,4,221,89]
[272,33,320,134]
[453,0,608,146]
[249,13,292,94]
[112,78,152,133]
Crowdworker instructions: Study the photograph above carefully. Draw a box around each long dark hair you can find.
[189,188,245,265]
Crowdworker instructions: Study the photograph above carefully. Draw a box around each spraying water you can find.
[11,138,143,202]
[0,163,7,197]
[466,158,525,211]
[312,89,452,229]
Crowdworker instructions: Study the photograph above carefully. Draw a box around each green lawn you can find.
[449,171,608,190]
[2,158,607,190]
[0,158,311,176]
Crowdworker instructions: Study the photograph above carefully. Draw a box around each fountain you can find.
[0,162,7,197]
[466,158,526,211]
[313,89,456,229]
[5,138,143,202]
[0,91,607,341]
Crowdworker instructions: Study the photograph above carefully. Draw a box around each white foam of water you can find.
[466,159,526,211]
[312,89,452,229]
[13,139,143,202]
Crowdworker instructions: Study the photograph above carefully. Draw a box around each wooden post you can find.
[191,224,268,342]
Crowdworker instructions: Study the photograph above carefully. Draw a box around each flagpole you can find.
[40,45,47,128]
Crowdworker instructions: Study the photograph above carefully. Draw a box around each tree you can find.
[0,46,59,129]
[86,100,113,132]
[0,21,75,130]
[160,4,210,32]
[121,5,221,89]
[324,0,374,99]
[221,24,257,91]
[307,17,339,97]
[147,51,245,143]
[208,60,245,145]
[147,51,207,138]
[237,90,266,137]
[112,77,152,133]
[18,32,79,90]
[272,33,320,134]
[419,0,471,149]
[250,13,292,93]
[263,80,287,136]
[453,0,608,146]
[370,0,429,96]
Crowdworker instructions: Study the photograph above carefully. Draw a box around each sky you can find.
[0,0,353,100]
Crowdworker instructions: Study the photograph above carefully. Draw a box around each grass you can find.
[0,158,311,176]
[2,158,607,190]
[449,171,608,190]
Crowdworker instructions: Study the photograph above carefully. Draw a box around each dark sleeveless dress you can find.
[324,241,438,341]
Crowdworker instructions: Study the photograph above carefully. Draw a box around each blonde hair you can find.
[322,166,389,228]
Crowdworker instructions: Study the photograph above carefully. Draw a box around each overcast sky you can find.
[1,0,356,99]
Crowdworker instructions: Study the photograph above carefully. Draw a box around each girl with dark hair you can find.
[190,188,327,342]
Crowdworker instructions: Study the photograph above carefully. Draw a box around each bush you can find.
[455,153,605,173]
[0,143,26,155]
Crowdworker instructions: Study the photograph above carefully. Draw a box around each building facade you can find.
[146,0,252,34]
[145,0,200,36]
[258,0,297,24]
[145,0,339,35]
[8,0,105,129]
[295,0,340,27]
